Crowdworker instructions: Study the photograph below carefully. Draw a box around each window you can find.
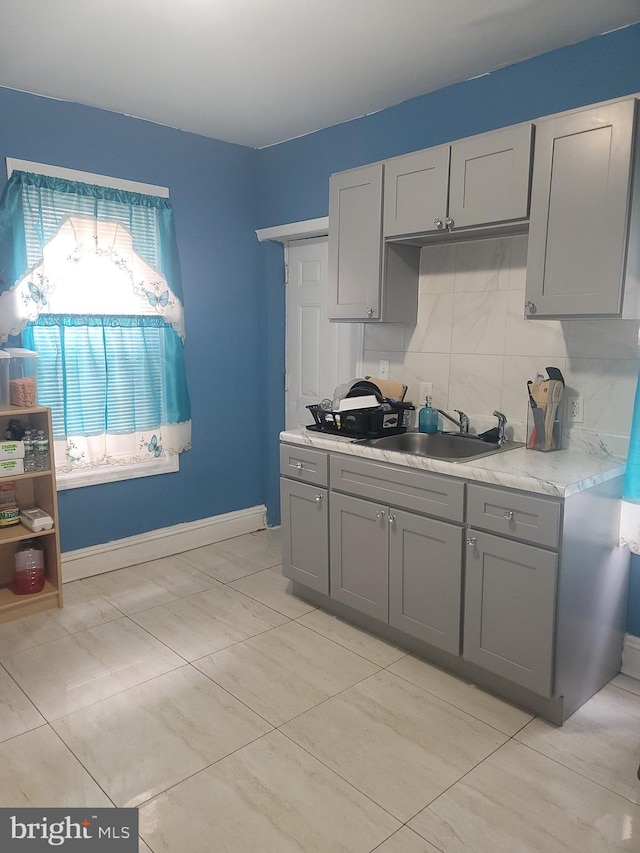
[0,160,191,489]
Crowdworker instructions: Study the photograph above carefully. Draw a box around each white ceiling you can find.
[1,0,639,149]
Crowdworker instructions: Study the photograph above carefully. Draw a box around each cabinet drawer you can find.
[330,454,464,523]
[280,444,328,487]
[467,484,561,548]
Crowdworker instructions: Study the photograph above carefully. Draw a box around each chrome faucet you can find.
[493,410,507,445]
[436,409,469,433]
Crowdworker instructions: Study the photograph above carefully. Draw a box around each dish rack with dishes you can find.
[307,400,414,438]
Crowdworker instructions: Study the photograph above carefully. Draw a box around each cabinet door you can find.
[330,492,388,620]
[328,163,383,320]
[388,510,463,655]
[383,146,450,237]
[525,99,636,317]
[463,531,557,696]
[449,124,533,228]
[280,478,329,594]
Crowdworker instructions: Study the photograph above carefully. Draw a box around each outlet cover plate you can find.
[567,395,584,423]
[419,381,433,402]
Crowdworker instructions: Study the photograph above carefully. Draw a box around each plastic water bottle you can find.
[34,430,50,471]
[23,431,36,472]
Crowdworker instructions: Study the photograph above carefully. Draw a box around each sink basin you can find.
[355,431,523,462]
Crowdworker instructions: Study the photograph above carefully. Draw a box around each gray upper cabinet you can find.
[383,145,450,237]
[525,98,639,318]
[448,124,533,229]
[383,124,533,238]
[328,163,383,320]
[328,163,420,322]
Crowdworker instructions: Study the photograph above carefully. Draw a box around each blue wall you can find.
[0,88,264,551]
[256,23,640,628]
[2,24,640,632]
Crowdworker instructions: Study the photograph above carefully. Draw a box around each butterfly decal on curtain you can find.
[144,289,169,308]
[141,280,172,313]
[146,434,163,457]
[22,275,49,308]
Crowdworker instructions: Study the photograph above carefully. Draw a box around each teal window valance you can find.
[0,169,191,474]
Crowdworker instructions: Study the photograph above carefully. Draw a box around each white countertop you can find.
[280,429,626,497]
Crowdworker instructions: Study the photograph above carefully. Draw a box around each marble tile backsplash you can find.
[362,235,639,458]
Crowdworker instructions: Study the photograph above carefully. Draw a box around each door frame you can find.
[256,217,363,432]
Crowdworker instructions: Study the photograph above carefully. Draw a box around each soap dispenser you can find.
[418,395,439,434]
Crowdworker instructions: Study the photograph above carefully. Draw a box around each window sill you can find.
[56,455,179,490]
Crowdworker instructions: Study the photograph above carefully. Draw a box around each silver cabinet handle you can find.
[503,510,514,521]
[525,301,535,312]
[315,494,323,503]
[466,537,477,546]
[388,514,397,525]
[434,218,444,229]
[445,217,455,231]
[366,307,374,317]
[376,509,385,520]
[296,462,304,470]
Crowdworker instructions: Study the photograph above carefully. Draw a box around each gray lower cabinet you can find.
[329,491,463,652]
[388,509,463,655]
[525,98,639,318]
[280,440,628,724]
[330,492,388,620]
[463,530,558,697]
[280,477,329,595]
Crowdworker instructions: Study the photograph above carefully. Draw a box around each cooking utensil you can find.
[545,366,565,385]
[526,380,538,448]
[543,380,564,450]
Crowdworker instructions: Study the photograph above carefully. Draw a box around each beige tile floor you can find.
[0,527,639,851]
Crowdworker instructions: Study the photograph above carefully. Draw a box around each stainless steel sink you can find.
[355,431,523,462]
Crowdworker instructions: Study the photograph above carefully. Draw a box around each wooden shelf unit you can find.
[0,405,62,622]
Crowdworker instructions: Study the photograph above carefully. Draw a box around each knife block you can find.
[527,399,563,452]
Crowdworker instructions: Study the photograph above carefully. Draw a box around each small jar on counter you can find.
[0,481,19,528]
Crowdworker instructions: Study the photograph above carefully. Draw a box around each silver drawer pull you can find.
[376,509,385,520]
[466,537,477,546]
[388,514,397,525]
[296,462,304,470]
[314,494,323,503]
[503,511,514,521]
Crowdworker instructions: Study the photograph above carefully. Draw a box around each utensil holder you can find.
[527,399,563,452]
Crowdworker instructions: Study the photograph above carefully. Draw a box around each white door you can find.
[286,237,363,430]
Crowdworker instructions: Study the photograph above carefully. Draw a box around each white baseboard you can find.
[621,633,640,681]
[62,505,267,582]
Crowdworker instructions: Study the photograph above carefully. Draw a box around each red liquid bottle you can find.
[13,539,45,595]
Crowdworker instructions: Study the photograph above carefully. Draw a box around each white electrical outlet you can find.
[379,359,390,380]
[419,381,433,402]
[567,395,584,423]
